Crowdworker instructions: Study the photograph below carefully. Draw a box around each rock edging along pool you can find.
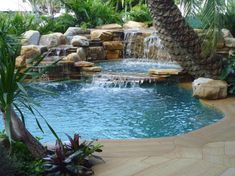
[0,80,223,143]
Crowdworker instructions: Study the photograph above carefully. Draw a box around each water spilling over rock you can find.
[124,29,172,62]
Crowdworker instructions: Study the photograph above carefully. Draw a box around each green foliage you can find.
[225,13,235,37]
[0,12,38,36]
[0,13,59,144]
[224,1,235,36]
[0,130,7,138]
[185,16,204,29]
[61,0,121,28]
[0,144,20,176]
[38,14,77,34]
[124,4,152,25]
[0,12,77,35]
[11,141,44,176]
[43,134,103,176]
[0,139,43,176]
[221,53,235,95]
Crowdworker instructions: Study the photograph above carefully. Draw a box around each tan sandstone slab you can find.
[149,68,181,75]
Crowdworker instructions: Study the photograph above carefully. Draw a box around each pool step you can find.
[92,72,171,87]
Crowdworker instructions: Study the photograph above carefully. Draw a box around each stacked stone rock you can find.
[18,22,235,80]
[217,29,235,57]
[91,25,124,60]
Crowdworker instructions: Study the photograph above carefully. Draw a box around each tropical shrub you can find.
[38,14,77,34]
[225,0,235,36]
[0,12,38,36]
[61,0,121,28]
[224,13,235,37]
[123,4,152,25]
[221,52,235,95]
[43,134,103,176]
[11,141,44,176]
[0,144,20,176]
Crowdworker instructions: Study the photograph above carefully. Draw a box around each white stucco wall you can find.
[0,0,32,11]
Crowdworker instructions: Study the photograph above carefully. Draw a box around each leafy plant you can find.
[123,4,152,25]
[0,12,38,36]
[0,144,20,176]
[221,52,235,94]
[61,0,121,28]
[11,141,44,176]
[38,14,77,34]
[0,12,62,157]
[43,134,103,176]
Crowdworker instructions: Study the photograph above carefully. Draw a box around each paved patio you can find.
[93,96,235,176]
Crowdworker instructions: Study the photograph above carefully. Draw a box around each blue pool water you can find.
[97,59,182,73]
[0,80,223,143]
[0,60,223,142]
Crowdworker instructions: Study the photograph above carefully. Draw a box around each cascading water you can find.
[90,29,180,88]
[143,32,172,62]
[124,29,142,58]
[124,29,172,62]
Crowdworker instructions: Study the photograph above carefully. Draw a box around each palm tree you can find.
[147,0,229,78]
[0,19,47,157]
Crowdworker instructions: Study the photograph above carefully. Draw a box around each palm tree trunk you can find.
[147,0,222,78]
[3,107,46,158]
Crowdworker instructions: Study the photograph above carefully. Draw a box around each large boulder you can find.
[22,30,40,45]
[97,23,122,30]
[64,27,89,36]
[106,50,121,60]
[77,47,87,61]
[39,33,66,47]
[192,78,228,100]
[221,29,233,38]
[74,61,94,67]
[63,53,81,62]
[20,45,41,59]
[15,56,25,67]
[123,21,148,29]
[82,66,102,72]
[103,41,123,50]
[71,36,89,47]
[87,46,105,60]
[91,30,113,41]
[148,69,181,76]
[224,37,235,48]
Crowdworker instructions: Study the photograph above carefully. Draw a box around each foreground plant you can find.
[0,18,47,157]
[221,52,235,94]
[43,134,103,176]
[0,15,60,157]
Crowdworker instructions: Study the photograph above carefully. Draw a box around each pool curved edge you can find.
[95,96,235,151]
[92,96,235,175]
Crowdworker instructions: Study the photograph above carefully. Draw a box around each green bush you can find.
[10,141,44,176]
[224,13,235,36]
[0,144,20,176]
[124,4,152,25]
[61,0,121,28]
[0,12,38,36]
[38,13,77,34]
[221,52,235,95]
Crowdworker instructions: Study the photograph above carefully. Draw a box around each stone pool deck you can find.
[93,96,235,176]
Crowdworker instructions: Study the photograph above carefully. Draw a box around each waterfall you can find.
[124,29,172,62]
[90,72,156,88]
[90,29,181,88]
